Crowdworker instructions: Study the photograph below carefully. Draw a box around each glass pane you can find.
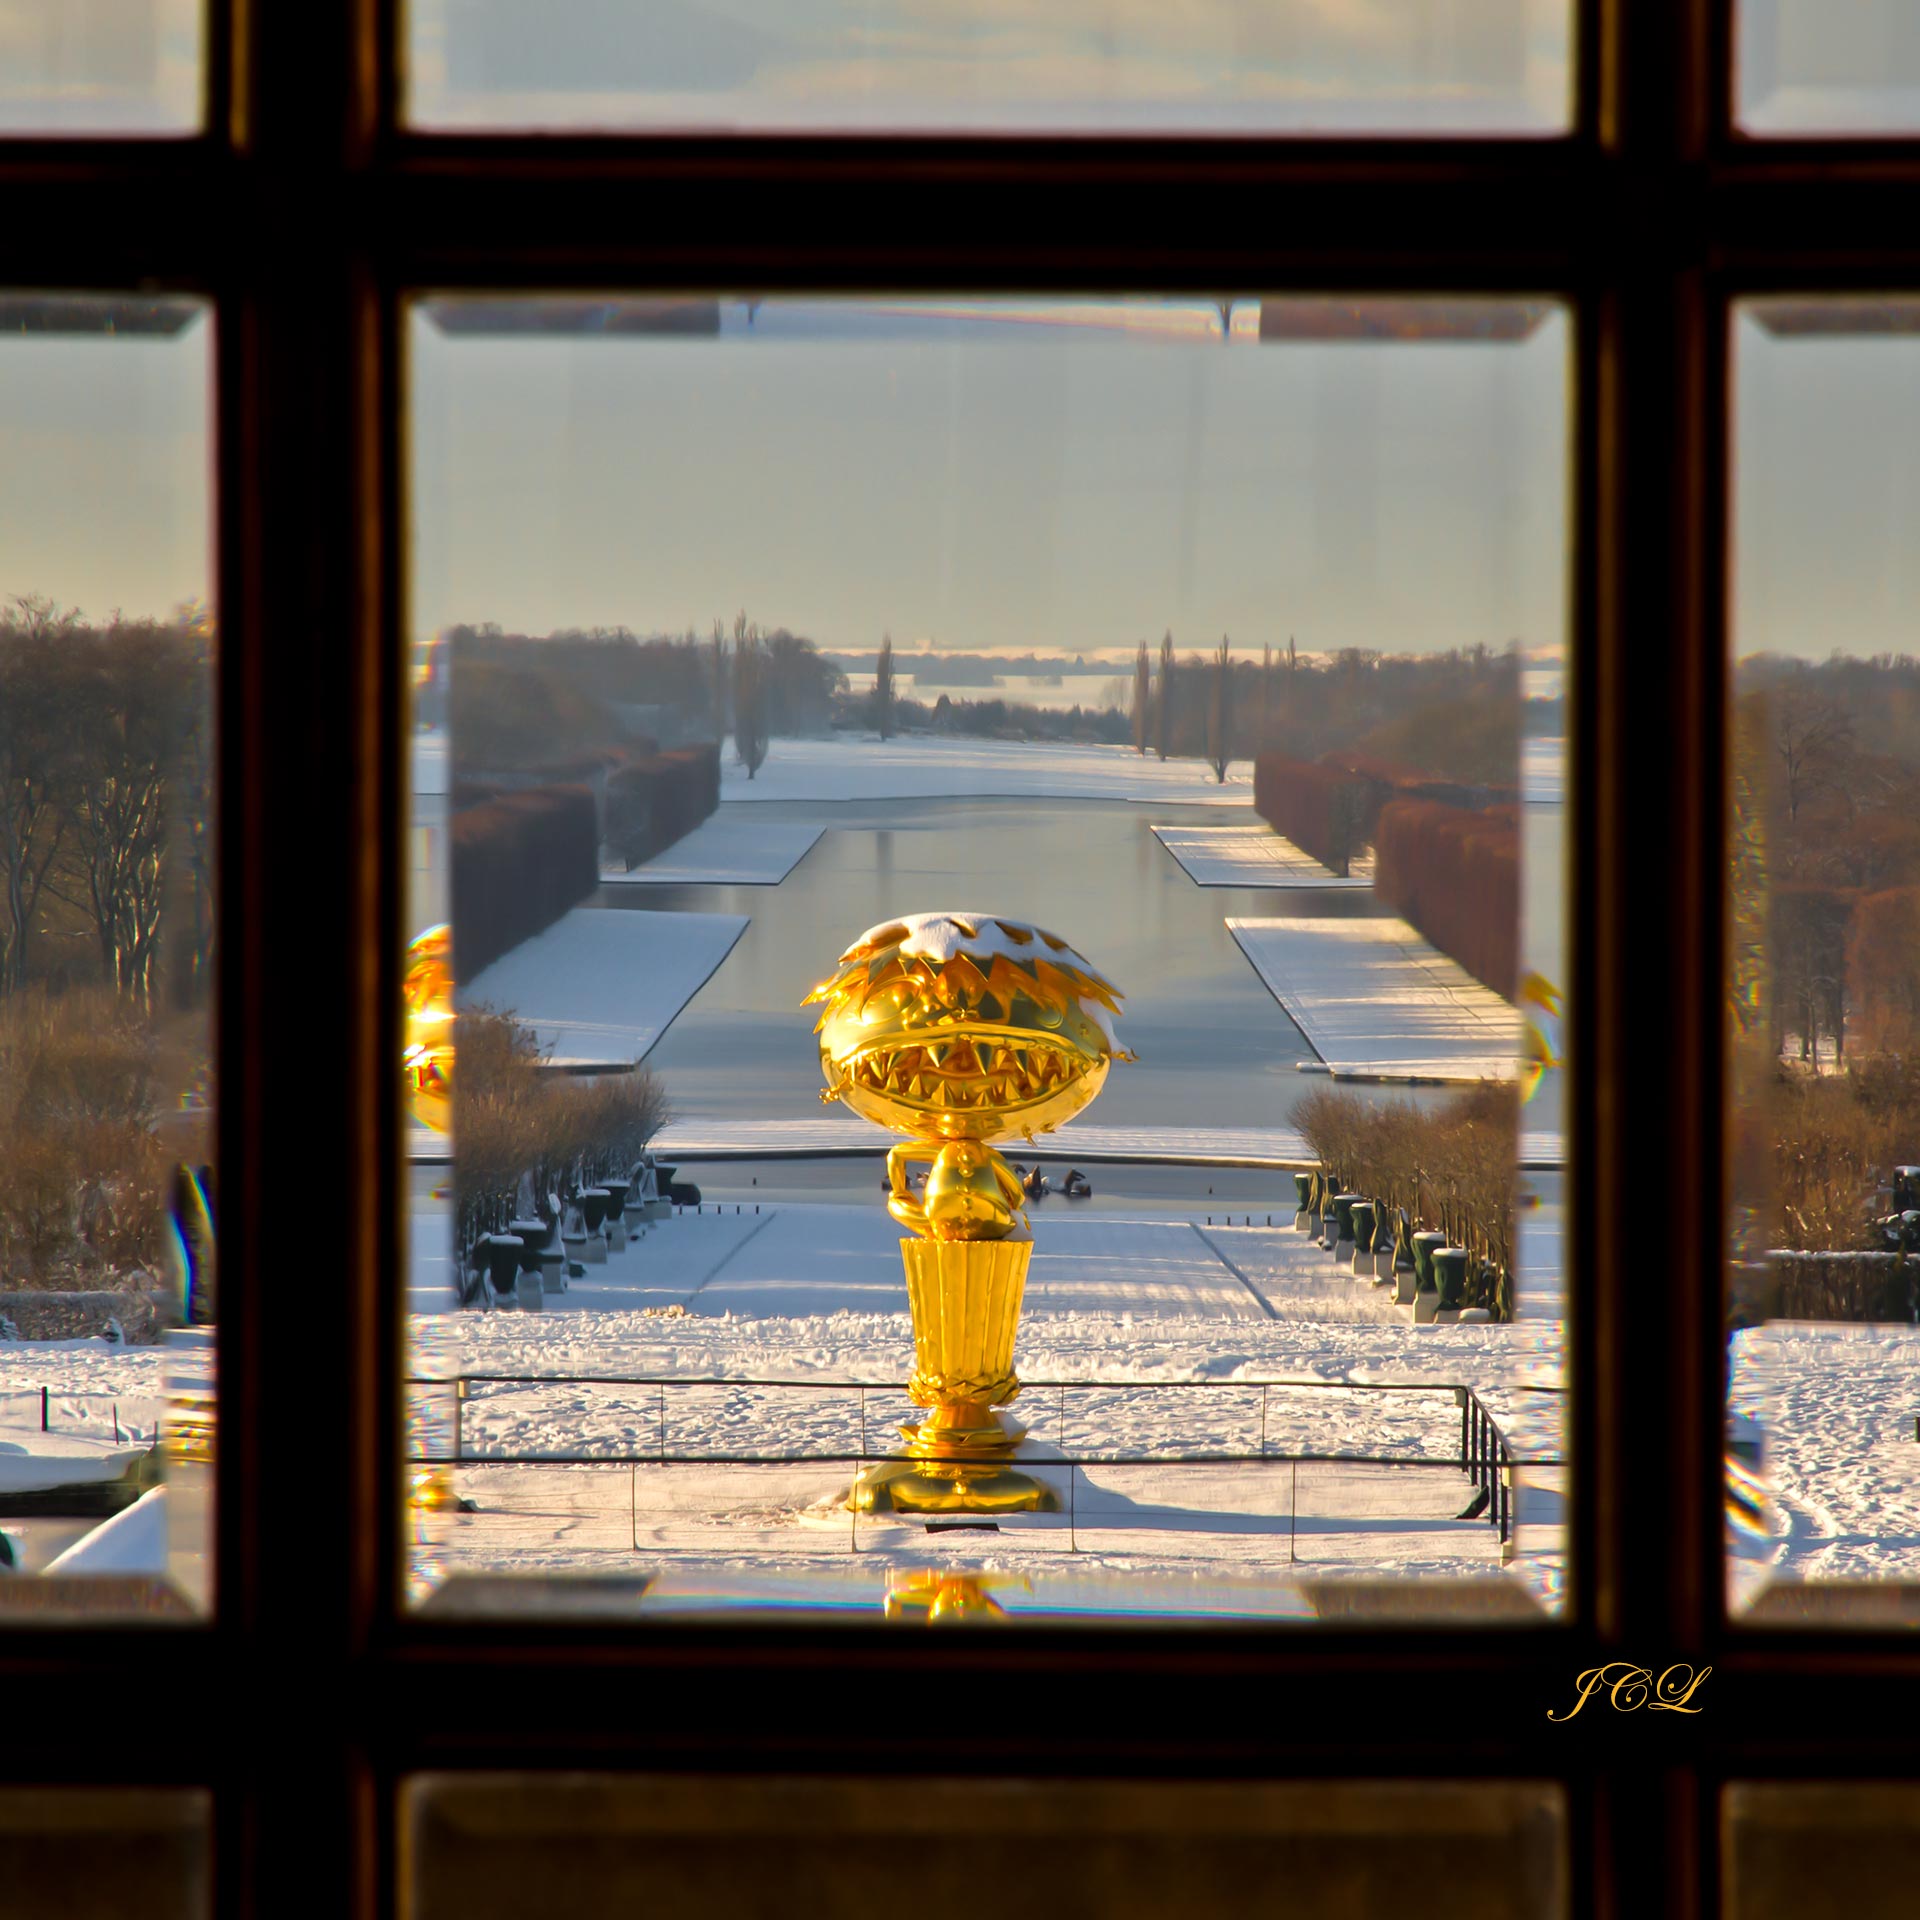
[0,1,201,134]
[1728,299,1920,1625]
[1725,1784,1920,1920]
[406,0,1571,135]
[1739,2,1920,136]
[405,295,1570,1624]
[0,295,216,1621]
[0,1788,210,1917]
[407,1776,1567,1919]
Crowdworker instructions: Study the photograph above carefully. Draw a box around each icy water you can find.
[606,794,1566,1143]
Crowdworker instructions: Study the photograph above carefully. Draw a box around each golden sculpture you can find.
[403,924,459,1515]
[804,911,1129,1513]
[402,923,456,1132]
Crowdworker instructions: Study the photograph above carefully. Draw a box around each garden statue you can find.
[804,911,1129,1512]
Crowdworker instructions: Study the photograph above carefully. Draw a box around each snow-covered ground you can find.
[1153,823,1371,890]
[385,1205,1570,1611]
[16,1228,1920,1620]
[648,1116,1568,1169]
[403,1260,1566,1611]
[721,734,1255,806]
[457,905,748,1066]
[601,815,822,887]
[1228,915,1521,1084]
[1522,735,1565,807]
[1727,1322,1920,1605]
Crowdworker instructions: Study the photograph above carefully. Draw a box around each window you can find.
[406,291,1573,1621]
[5,2,1917,1913]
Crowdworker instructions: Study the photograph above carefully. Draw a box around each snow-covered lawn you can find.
[1227,915,1521,1084]
[601,815,823,887]
[1153,823,1370,890]
[721,734,1254,806]
[457,905,748,1066]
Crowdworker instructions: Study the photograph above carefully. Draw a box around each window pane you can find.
[405,0,1571,135]
[1725,1784,1920,1920]
[0,1789,210,1918]
[1738,1,1920,136]
[1728,298,1920,1625]
[0,1,201,135]
[406,1776,1567,1919]
[0,295,216,1621]
[405,295,1570,1624]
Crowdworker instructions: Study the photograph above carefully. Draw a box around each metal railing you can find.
[0,1388,151,1446]
[405,1372,1562,1548]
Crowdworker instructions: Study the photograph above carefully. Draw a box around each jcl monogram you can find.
[1547,1663,1711,1720]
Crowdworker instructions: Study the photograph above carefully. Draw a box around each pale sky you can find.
[4,298,1919,669]
[409,0,1571,134]
[409,298,1570,659]
[0,309,212,623]
[1734,308,1920,662]
[5,0,1917,138]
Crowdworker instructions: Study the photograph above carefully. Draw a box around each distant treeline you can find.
[830,650,1117,684]
[445,623,1546,786]
[447,621,845,770]
[1109,637,1534,787]
[849,690,1131,746]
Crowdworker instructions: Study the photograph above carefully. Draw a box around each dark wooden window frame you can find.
[6,1,1920,1914]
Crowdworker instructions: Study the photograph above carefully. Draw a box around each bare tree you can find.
[1257,641,1272,752]
[1131,640,1150,754]
[708,620,728,741]
[873,632,896,740]
[1207,633,1231,782]
[732,616,769,779]
[55,622,195,1008]
[1773,684,1857,827]
[0,606,82,992]
[1156,630,1174,761]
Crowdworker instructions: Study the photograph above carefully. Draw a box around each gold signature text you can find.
[1547,1663,1711,1721]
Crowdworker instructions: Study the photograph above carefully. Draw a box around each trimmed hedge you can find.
[451,782,599,982]
[1373,797,1520,998]
[1251,754,1370,876]
[604,741,721,872]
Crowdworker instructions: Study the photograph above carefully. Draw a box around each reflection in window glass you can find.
[0,0,201,134]
[1739,1,1920,136]
[0,1788,211,1918]
[406,0,1571,135]
[0,296,215,1619]
[1725,1784,1920,1920]
[1729,300,1920,1624]
[407,1775,1568,1919]
[405,295,1569,1624]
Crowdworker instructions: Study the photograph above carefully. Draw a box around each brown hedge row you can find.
[1372,797,1520,998]
[451,783,599,983]
[1251,753,1370,876]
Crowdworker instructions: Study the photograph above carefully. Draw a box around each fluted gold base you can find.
[845,1234,1058,1514]
[847,1457,1062,1516]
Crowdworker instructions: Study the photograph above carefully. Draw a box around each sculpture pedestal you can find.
[846,1236,1060,1516]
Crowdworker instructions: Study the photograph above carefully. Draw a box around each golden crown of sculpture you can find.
[807,910,1129,1196]
[804,912,1130,1514]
